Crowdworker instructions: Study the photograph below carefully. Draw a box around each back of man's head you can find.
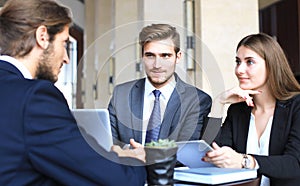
[0,0,72,58]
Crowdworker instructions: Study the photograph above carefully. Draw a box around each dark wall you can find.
[260,0,300,75]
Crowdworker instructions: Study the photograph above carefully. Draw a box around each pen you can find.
[122,144,131,150]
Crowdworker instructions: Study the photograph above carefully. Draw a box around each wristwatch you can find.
[242,154,251,169]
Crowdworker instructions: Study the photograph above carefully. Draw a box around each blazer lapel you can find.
[235,104,252,152]
[269,100,290,154]
[130,79,145,143]
[159,74,183,139]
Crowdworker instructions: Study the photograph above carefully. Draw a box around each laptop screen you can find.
[71,109,113,152]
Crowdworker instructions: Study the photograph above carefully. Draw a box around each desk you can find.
[174,177,261,186]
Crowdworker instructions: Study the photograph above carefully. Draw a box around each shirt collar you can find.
[0,55,33,79]
[144,76,176,100]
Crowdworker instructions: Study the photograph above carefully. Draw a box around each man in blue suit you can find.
[109,24,212,147]
[0,0,146,185]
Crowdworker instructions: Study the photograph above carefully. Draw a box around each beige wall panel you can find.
[84,0,114,108]
[196,0,259,99]
[114,0,140,85]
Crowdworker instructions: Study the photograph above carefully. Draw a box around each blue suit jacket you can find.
[0,60,146,186]
[108,74,212,146]
[215,96,300,186]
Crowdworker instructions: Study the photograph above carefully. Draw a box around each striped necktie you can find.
[145,89,161,143]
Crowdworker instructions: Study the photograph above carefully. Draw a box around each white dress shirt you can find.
[0,55,32,79]
[141,77,176,145]
[246,113,273,186]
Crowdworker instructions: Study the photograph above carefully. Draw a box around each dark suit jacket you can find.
[108,74,212,146]
[0,60,146,186]
[215,95,300,186]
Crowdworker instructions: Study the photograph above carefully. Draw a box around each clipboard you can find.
[176,140,216,168]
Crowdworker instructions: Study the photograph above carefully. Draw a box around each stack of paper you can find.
[174,167,257,185]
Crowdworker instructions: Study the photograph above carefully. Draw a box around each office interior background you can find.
[0,0,298,110]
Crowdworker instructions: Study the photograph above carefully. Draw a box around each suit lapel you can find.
[159,74,183,139]
[130,79,145,143]
[159,90,180,139]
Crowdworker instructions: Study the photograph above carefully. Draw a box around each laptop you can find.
[71,109,113,152]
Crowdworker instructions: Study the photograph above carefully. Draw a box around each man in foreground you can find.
[0,0,146,185]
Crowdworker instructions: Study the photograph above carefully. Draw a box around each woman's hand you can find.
[218,87,261,107]
[210,87,261,118]
[202,142,243,168]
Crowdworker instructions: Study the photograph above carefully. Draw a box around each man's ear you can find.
[36,25,49,49]
[176,51,182,64]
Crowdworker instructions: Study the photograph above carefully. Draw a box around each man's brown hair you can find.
[139,24,180,55]
[0,0,72,58]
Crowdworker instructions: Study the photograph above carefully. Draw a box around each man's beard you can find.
[147,70,174,88]
[36,44,57,83]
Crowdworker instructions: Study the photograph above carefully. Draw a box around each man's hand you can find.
[111,139,145,162]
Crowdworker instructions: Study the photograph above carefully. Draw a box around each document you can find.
[174,167,257,185]
[176,140,215,168]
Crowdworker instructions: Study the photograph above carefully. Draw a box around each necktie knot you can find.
[153,89,161,98]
